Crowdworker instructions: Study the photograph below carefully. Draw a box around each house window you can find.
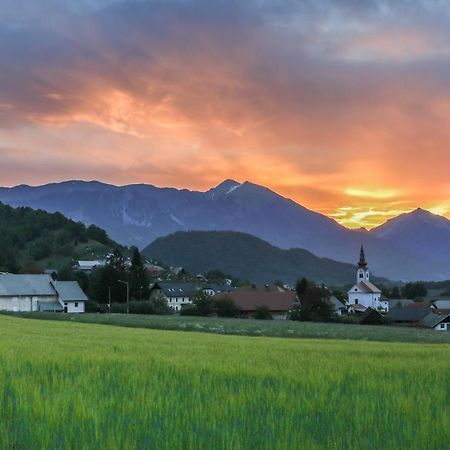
[440,324,445,329]
[64,302,68,306]
[75,302,78,307]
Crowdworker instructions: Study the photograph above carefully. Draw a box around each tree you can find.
[402,282,427,300]
[253,305,273,320]
[89,250,127,304]
[295,277,309,298]
[86,224,110,245]
[191,291,214,316]
[128,247,149,300]
[214,296,240,317]
[289,285,334,322]
[390,286,401,298]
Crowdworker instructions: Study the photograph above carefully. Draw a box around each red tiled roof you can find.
[214,290,296,312]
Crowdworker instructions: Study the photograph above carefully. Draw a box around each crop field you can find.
[0,315,449,449]
[6,311,450,344]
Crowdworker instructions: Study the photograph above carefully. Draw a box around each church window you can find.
[359,273,364,278]
[355,299,359,304]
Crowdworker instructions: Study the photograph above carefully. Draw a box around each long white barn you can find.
[0,274,87,313]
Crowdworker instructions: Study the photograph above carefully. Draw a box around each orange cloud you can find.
[2,0,450,228]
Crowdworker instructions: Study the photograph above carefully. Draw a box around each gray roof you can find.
[154,282,198,298]
[388,299,414,309]
[432,300,450,309]
[0,274,55,296]
[421,311,450,328]
[52,281,88,302]
[204,284,235,293]
[327,296,346,310]
[387,305,432,322]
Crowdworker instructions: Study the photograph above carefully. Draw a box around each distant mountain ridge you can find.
[1,179,449,281]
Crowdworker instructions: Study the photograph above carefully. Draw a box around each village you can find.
[1,246,449,332]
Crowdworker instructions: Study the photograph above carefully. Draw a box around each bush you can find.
[253,305,273,320]
[179,304,197,316]
[110,299,173,315]
[214,296,240,318]
[85,301,102,313]
[337,314,359,324]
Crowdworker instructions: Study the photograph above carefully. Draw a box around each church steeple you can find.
[358,245,367,269]
[357,245,370,283]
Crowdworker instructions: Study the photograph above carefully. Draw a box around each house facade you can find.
[149,282,198,311]
[0,274,87,313]
[347,246,388,312]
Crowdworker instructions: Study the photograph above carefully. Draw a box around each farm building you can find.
[214,288,297,319]
[0,274,87,313]
[387,302,435,325]
[74,260,105,272]
[421,311,450,331]
[149,282,198,311]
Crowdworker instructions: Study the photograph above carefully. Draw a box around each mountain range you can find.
[1,179,449,281]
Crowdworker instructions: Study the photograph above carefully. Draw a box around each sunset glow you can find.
[1,1,450,228]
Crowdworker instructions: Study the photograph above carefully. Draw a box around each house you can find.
[144,263,165,275]
[203,284,235,296]
[327,296,347,316]
[421,311,450,331]
[149,282,198,311]
[214,288,297,319]
[0,274,87,313]
[74,260,105,272]
[432,300,450,309]
[347,246,388,312]
[52,281,88,313]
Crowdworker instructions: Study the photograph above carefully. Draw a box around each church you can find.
[347,246,389,312]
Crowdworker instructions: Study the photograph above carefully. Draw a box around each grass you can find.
[0,315,449,449]
[4,311,450,344]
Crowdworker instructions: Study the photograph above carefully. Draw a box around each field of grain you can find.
[0,315,449,449]
[6,312,450,343]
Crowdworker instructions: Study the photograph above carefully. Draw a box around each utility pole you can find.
[118,280,130,314]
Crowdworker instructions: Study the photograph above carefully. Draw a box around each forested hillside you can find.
[0,202,117,273]
[144,231,361,286]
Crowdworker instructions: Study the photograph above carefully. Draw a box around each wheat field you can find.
[0,315,449,449]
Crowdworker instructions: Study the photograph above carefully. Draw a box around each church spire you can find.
[358,245,368,269]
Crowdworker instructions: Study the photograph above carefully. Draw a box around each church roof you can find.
[351,280,382,294]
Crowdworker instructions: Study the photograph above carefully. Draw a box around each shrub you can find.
[214,296,240,317]
[253,305,273,320]
[110,299,173,315]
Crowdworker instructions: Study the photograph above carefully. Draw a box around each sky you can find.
[1,0,450,229]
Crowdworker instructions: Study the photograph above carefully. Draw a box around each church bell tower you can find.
[357,245,370,283]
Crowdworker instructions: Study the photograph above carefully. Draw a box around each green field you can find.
[5,311,450,344]
[0,315,449,449]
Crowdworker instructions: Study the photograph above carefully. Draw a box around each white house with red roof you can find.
[348,246,389,312]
